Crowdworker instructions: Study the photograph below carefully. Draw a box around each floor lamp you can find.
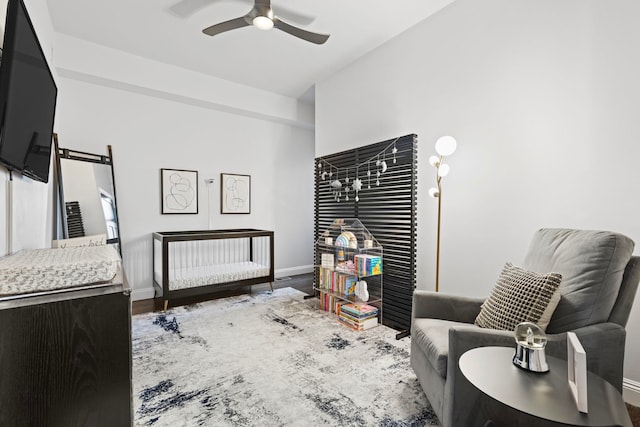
[428,136,457,292]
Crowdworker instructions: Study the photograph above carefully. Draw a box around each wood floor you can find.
[132,273,314,315]
[629,403,640,427]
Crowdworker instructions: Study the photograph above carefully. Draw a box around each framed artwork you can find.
[161,168,198,214]
[221,173,251,214]
[567,332,588,413]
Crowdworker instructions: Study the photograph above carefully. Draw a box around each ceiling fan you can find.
[170,0,315,25]
[202,0,330,45]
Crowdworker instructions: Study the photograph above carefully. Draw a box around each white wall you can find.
[0,0,57,255]
[316,0,640,396]
[53,35,315,300]
[53,47,315,299]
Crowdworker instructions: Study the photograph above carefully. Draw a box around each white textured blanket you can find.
[0,245,120,296]
[168,262,270,290]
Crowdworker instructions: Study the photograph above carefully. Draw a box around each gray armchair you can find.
[411,229,640,427]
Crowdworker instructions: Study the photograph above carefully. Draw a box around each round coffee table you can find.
[459,346,632,427]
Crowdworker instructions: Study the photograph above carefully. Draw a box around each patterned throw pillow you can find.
[475,262,562,332]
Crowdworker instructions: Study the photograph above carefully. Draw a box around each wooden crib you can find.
[152,229,274,309]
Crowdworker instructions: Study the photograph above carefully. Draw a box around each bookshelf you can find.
[314,218,383,330]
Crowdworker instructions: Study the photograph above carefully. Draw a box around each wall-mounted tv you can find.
[0,0,57,183]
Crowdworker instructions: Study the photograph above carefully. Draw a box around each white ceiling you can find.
[46,0,454,100]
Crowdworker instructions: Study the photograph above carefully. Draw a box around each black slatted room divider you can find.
[314,134,417,336]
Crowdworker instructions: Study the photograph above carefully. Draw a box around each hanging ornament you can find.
[353,177,362,202]
[321,171,327,180]
[352,178,362,192]
[376,170,380,177]
[352,166,362,202]
[345,169,349,183]
[392,144,398,164]
[380,150,388,173]
[330,165,342,200]
[376,179,380,186]
[380,161,388,173]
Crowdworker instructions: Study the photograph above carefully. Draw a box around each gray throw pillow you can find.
[475,262,562,332]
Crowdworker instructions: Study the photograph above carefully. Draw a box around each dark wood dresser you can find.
[0,279,132,426]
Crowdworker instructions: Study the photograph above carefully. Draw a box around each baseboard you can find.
[131,287,155,302]
[623,378,640,406]
[275,265,313,278]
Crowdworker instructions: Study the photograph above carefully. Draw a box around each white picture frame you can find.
[567,331,588,413]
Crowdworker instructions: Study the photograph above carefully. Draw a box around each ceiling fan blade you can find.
[202,16,250,36]
[272,5,315,26]
[273,18,329,45]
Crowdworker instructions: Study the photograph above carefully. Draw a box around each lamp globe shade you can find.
[435,136,457,156]
[253,16,274,30]
[437,164,450,177]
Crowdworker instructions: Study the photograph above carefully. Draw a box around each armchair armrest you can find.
[447,325,514,367]
[412,290,485,323]
[444,325,516,427]
[545,322,626,392]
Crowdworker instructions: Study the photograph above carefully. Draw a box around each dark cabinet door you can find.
[0,291,132,426]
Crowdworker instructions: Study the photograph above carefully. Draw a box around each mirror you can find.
[53,135,121,255]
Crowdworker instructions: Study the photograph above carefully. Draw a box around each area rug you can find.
[132,287,438,426]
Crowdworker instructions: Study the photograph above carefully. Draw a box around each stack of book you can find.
[318,267,357,296]
[338,303,379,330]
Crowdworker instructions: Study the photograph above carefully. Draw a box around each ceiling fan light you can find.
[253,16,274,30]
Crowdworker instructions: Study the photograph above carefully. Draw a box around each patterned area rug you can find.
[132,288,438,426]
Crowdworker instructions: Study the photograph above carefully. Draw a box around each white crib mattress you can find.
[169,261,270,290]
[0,245,120,296]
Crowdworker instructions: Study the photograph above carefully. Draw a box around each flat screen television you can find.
[0,0,57,183]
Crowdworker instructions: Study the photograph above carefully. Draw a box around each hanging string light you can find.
[317,137,400,203]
